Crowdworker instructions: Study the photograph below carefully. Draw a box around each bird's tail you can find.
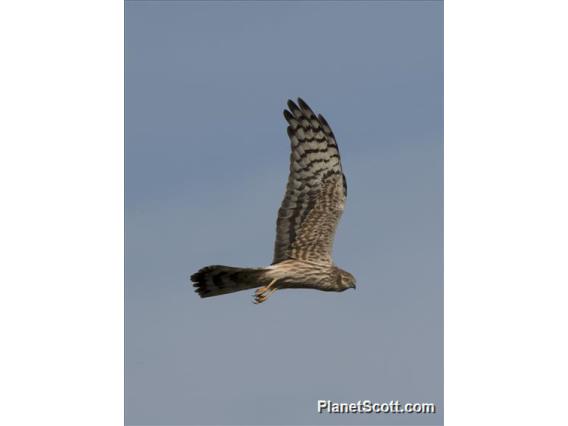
[191,265,269,298]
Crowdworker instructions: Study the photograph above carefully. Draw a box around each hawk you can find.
[191,98,356,304]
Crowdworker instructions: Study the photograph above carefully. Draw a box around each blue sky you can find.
[126,1,443,425]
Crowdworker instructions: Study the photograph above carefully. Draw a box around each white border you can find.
[0,1,123,425]
[446,1,568,425]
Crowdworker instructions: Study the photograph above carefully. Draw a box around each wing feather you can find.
[273,98,347,264]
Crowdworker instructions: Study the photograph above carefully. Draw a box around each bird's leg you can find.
[253,278,278,304]
[265,278,277,291]
[255,278,277,296]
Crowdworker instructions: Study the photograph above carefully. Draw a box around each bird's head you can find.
[336,268,357,291]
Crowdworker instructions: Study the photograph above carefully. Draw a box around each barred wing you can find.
[273,98,347,265]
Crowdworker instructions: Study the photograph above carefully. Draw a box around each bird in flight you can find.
[191,98,355,304]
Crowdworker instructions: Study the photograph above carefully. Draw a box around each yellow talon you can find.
[253,279,278,304]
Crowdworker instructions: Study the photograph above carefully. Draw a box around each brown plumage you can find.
[191,98,356,304]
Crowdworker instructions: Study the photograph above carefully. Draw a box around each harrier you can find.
[191,98,355,304]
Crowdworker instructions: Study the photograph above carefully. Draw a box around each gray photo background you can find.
[126,1,442,425]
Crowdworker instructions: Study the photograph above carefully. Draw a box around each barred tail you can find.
[191,265,268,298]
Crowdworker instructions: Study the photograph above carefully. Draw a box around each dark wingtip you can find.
[287,99,299,112]
[297,97,310,111]
[283,109,294,121]
[297,98,316,118]
[318,113,329,127]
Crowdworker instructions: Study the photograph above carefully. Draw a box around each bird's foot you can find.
[253,286,277,304]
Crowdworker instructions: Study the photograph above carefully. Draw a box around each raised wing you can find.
[273,98,347,265]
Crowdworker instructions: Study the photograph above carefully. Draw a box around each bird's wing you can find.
[273,98,347,265]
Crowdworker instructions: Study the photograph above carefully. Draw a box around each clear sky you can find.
[125,1,443,425]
